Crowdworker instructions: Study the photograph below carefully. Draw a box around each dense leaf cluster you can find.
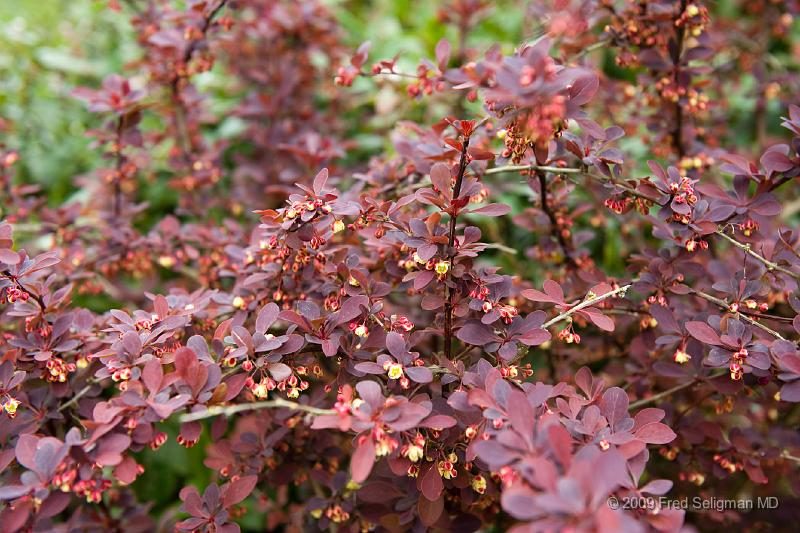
[1,0,800,531]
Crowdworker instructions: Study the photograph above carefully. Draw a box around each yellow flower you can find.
[354,325,369,338]
[232,296,246,309]
[404,444,424,462]
[673,348,691,364]
[332,220,345,233]
[253,383,269,398]
[435,260,450,275]
[437,460,456,479]
[375,435,398,457]
[387,363,404,380]
[3,398,20,418]
[471,474,487,494]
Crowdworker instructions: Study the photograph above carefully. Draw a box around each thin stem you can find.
[569,39,608,61]
[183,0,229,65]
[179,398,336,423]
[112,116,124,217]
[1,270,46,313]
[541,283,631,329]
[485,164,583,175]
[485,164,661,204]
[58,382,97,412]
[629,369,727,410]
[781,451,800,464]
[715,229,800,281]
[671,0,688,159]
[488,165,797,279]
[170,0,229,157]
[483,243,518,255]
[536,169,577,268]
[582,171,661,204]
[444,136,471,363]
[692,289,789,342]
[364,70,419,80]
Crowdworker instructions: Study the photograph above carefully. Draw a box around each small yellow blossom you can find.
[472,474,487,494]
[387,363,404,380]
[673,348,691,364]
[3,398,20,418]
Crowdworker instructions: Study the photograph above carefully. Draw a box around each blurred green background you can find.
[0,0,527,205]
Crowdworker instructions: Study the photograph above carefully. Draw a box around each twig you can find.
[483,243,518,255]
[170,0,229,157]
[443,135,472,363]
[692,290,789,342]
[715,229,800,281]
[58,381,98,412]
[179,398,336,423]
[363,70,419,80]
[485,164,582,175]
[541,284,631,329]
[536,169,577,268]
[569,39,609,61]
[781,451,800,464]
[112,115,125,217]
[671,0,688,159]
[628,369,727,410]
[485,164,661,204]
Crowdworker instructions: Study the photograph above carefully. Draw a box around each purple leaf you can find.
[420,463,444,501]
[685,321,723,346]
[435,39,451,69]
[142,359,163,393]
[569,73,599,105]
[635,422,677,444]
[418,494,444,527]
[385,332,407,359]
[405,366,433,383]
[351,438,376,483]
[467,203,511,217]
[0,248,19,264]
[601,387,629,426]
[255,303,280,334]
[312,168,329,195]
[456,322,499,345]
[223,475,258,507]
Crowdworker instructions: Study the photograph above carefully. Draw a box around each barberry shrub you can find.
[1,0,800,531]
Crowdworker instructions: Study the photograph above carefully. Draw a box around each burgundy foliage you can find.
[1,0,800,531]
